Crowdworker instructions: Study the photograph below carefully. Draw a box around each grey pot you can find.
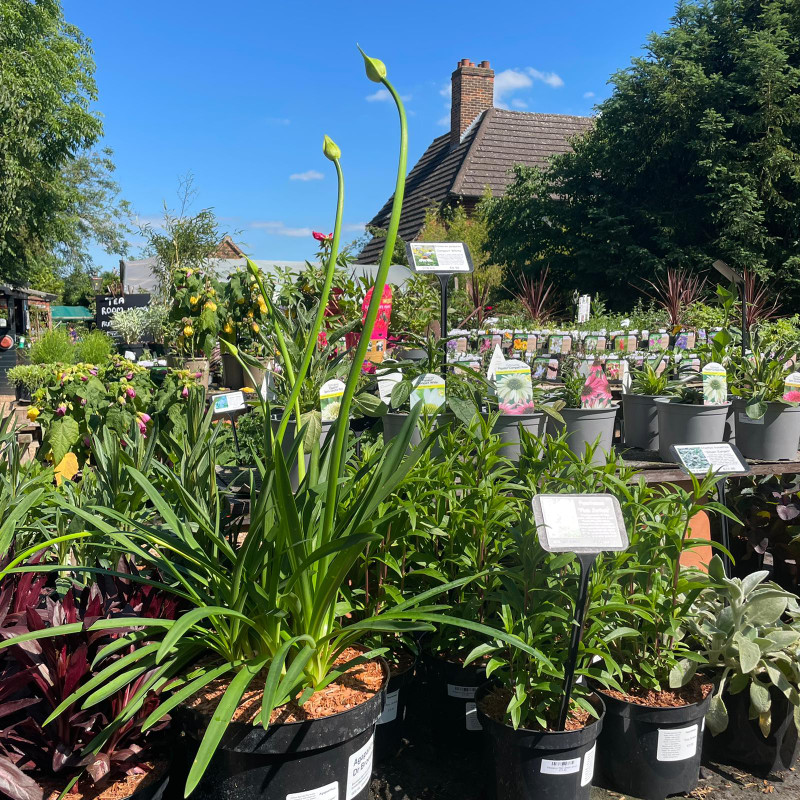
[383,412,422,447]
[724,400,736,445]
[271,418,334,490]
[655,399,730,462]
[492,413,546,462]
[732,398,800,461]
[547,405,618,466]
[622,393,667,451]
[221,352,244,390]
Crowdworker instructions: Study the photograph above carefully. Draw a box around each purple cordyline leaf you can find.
[63,643,89,698]
[0,700,39,722]
[0,755,42,800]
[84,753,110,783]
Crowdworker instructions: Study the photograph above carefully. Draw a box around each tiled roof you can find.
[357,108,593,264]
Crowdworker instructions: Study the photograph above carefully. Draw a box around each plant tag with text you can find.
[320,379,346,422]
[702,362,727,405]
[532,494,628,554]
[410,373,445,414]
[345,735,374,799]
[495,361,534,414]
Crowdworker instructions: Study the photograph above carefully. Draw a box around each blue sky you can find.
[63,0,679,267]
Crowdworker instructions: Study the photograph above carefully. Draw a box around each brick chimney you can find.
[450,59,494,148]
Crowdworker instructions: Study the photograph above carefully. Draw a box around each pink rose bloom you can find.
[126,387,136,398]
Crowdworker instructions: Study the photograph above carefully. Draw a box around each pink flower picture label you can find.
[494,361,534,415]
[580,364,612,409]
[784,372,800,402]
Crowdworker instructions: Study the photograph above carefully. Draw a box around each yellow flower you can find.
[242,386,255,393]
[27,407,40,421]
[204,301,217,312]
[252,322,260,333]
[184,325,194,336]
[190,295,198,305]
[223,322,234,334]
[258,299,267,313]
[247,310,254,318]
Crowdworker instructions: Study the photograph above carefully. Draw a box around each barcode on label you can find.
[657,724,698,762]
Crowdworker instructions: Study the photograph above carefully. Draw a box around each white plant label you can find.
[656,725,698,762]
[581,745,596,787]
[376,371,401,405]
[410,373,445,414]
[447,684,476,699]
[465,702,482,731]
[487,344,505,383]
[533,494,628,554]
[671,443,749,476]
[320,379,346,422]
[287,781,339,800]
[345,735,374,800]
[540,757,581,776]
[702,362,727,405]
[377,689,399,725]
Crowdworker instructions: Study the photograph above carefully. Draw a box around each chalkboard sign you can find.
[96,294,150,339]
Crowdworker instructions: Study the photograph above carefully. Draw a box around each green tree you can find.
[485,0,800,309]
[0,0,116,287]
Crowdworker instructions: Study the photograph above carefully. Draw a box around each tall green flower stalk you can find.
[322,48,407,540]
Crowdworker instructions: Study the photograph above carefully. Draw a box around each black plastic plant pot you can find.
[374,652,417,763]
[703,687,799,776]
[173,670,386,800]
[595,687,711,800]
[14,384,31,405]
[419,654,487,751]
[124,765,170,800]
[476,683,605,800]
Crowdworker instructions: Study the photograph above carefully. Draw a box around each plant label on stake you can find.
[320,378,346,422]
[406,242,474,369]
[702,362,727,405]
[580,363,612,409]
[495,360,534,415]
[486,344,505,384]
[410,373,445,415]
[784,371,800,402]
[531,494,629,731]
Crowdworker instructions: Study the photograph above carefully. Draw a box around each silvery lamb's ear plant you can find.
[684,555,800,736]
[0,51,543,799]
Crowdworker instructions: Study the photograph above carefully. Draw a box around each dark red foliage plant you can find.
[0,556,177,800]
[511,265,561,323]
[639,267,707,329]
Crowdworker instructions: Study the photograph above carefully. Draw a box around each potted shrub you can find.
[168,266,222,389]
[545,363,618,466]
[729,340,800,460]
[592,472,734,799]
[622,358,688,451]
[685,556,800,775]
[655,386,730,462]
[110,307,150,361]
[7,364,51,405]
[470,520,616,799]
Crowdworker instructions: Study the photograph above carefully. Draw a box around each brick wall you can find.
[450,59,494,148]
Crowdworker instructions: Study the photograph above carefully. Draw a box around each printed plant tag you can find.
[649,331,670,351]
[604,357,626,382]
[581,363,613,409]
[675,330,696,350]
[561,335,573,354]
[702,362,727,405]
[495,361,534,415]
[532,357,549,381]
[784,371,800,402]
[546,358,560,381]
[548,334,563,354]
[526,333,537,354]
[410,373,445,414]
[320,378,346,421]
[513,333,528,354]
[376,371,401,405]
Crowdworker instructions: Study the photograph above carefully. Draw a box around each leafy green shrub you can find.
[29,328,75,365]
[6,364,53,393]
[75,330,115,364]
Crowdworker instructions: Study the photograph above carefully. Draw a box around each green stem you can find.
[276,159,344,444]
[322,79,408,543]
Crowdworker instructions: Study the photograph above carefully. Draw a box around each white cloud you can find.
[527,68,564,88]
[583,91,595,99]
[250,221,313,238]
[343,222,367,232]
[289,170,324,182]
[436,114,450,127]
[367,88,411,102]
[511,98,528,109]
[492,66,565,108]
[366,88,391,102]
[440,82,452,98]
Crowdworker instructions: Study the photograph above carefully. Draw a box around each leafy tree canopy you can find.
[0,1,130,292]
[485,0,800,309]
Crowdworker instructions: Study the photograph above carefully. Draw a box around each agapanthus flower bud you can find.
[358,47,386,83]
[322,135,341,161]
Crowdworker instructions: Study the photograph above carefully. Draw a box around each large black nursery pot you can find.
[622,393,665,451]
[374,650,418,763]
[121,765,170,800]
[477,684,604,800]
[655,399,730,462]
[14,384,31,405]
[595,686,711,800]
[418,654,487,751]
[731,398,800,461]
[173,665,386,800]
[492,412,546,462]
[703,687,800,776]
